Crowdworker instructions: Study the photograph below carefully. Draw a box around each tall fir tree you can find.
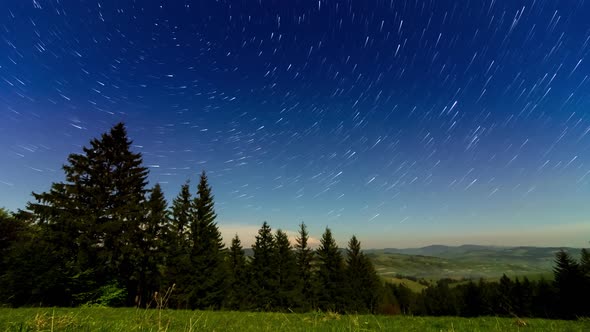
[580,248,590,316]
[27,123,149,306]
[294,222,314,310]
[0,212,72,306]
[274,229,299,310]
[170,182,193,248]
[187,171,226,309]
[165,182,193,308]
[0,209,17,284]
[581,248,590,277]
[250,221,277,310]
[315,227,346,312]
[225,234,249,310]
[137,184,168,306]
[344,235,381,313]
[497,274,514,315]
[553,249,583,318]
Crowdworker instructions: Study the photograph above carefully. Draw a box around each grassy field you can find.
[0,308,588,332]
[367,246,561,280]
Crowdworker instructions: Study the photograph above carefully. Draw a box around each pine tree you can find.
[170,182,193,248]
[0,209,17,279]
[497,274,513,315]
[316,227,346,312]
[165,182,193,308]
[514,277,533,317]
[0,213,72,306]
[532,277,557,318]
[225,234,249,310]
[294,222,314,310]
[274,229,299,310]
[0,209,49,306]
[581,248,590,316]
[188,171,226,309]
[458,280,484,317]
[137,184,168,306]
[581,248,590,277]
[344,235,381,313]
[250,221,277,310]
[27,123,149,306]
[553,249,583,318]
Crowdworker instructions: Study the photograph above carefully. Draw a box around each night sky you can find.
[1,0,590,247]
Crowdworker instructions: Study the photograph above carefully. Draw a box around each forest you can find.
[1,123,589,320]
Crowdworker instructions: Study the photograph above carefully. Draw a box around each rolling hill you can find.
[366,245,583,280]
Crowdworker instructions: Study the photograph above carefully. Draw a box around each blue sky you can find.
[1,0,590,248]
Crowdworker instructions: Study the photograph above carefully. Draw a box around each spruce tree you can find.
[165,182,193,308]
[344,235,381,313]
[225,234,249,310]
[274,229,299,310]
[553,249,583,318]
[581,248,590,316]
[315,227,346,312]
[188,171,226,309]
[0,214,72,306]
[250,221,277,310]
[459,281,484,317]
[137,184,168,306]
[170,182,193,248]
[294,222,314,310]
[27,123,149,306]
[497,274,513,315]
[0,209,17,280]
[580,248,590,279]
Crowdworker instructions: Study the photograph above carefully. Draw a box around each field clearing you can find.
[382,276,429,292]
[369,251,553,280]
[0,308,588,332]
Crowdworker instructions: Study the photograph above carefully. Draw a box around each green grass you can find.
[0,308,588,332]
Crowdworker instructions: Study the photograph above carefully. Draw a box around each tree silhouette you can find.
[316,227,346,312]
[27,123,149,306]
[294,222,315,310]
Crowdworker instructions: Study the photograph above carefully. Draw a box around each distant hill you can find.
[242,245,582,280]
[365,245,583,280]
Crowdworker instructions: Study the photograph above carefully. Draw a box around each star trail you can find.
[1,0,590,247]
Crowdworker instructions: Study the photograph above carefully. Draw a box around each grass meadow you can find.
[0,307,588,332]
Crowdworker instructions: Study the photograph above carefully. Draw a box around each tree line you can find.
[383,250,590,319]
[0,123,588,319]
[0,123,380,313]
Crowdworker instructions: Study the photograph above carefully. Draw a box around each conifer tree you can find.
[165,182,193,308]
[553,249,583,318]
[459,280,484,317]
[0,209,17,280]
[27,123,149,306]
[294,222,314,310]
[344,235,381,313]
[581,248,590,277]
[137,184,168,306]
[250,221,277,310]
[581,248,590,316]
[497,274,513,315]
[170,182,193,248]
[316,227,346,312]
[225,234,249,310]
[274,229,299,310]
[188,171,226,309]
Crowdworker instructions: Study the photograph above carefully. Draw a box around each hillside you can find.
[365,245,582,280]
